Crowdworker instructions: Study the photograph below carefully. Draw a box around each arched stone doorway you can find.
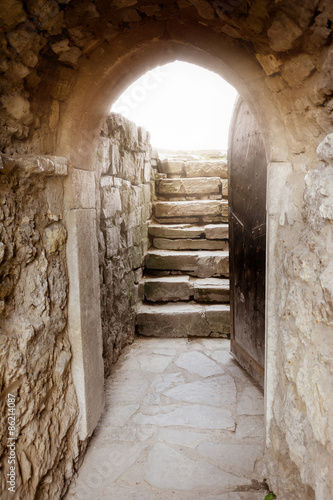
[1,2,332,497]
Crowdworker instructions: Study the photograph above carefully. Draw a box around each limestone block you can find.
[205,224,229,239]
[149,224,204,239]
[96,136,111,175]
[66,209,104,439]
[143,276,191,302]
[145,250,229,278]
[159,160,184,175]
[205,305,230,334]
[154,217,200,224]
[267,14,302,52]
[72,168,96,209]
[317,133,333,163]
[136,303,230,337]
[222,179,228,198]
[184,161,228,178]
[105,226,121,258]
[101,179,121,219]
[158,177,221,196]
[255,53,282,76]
[44,223,67,254]
[0,154,68,176]
[154,200,223,218]
[281,54,315,88]
[193,278,230,303]
[153,238,227,251]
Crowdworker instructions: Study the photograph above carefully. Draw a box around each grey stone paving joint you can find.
[66,338,268,500]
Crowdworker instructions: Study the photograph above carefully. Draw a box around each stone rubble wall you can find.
[96,113,153,377]
[265,134,333,498]
[0,157,85,500]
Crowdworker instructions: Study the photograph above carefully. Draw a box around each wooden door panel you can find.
[229,97,267,387]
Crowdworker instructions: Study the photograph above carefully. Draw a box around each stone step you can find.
[154,200,228,218]
[140,276,230,303]
[184,160,228,179]
[136,302,230,338]
[148,223,229,240]
[158,159,228,179]
[152,238,228,251]
[145,250,229,278]
[157,177,222,196]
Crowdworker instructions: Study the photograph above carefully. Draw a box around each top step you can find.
[159,159,228,179]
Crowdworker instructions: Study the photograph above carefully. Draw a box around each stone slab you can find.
[198,442,262,475]
[148,224,204,239]
[154,217,201,224]
[159,160,184,175]
[185,160,228,178]
[205,224,229,239]
[154,200,223,218]
[136,302,230,337]
[175,351,224,377]
[164,375,236,407]
[193,278,230,303]
[153,237,227,251]
[157,177,221,196]
[144,443,247,490]
[145,250,229,278]
[134,404,235,430]
[142,276,191,302]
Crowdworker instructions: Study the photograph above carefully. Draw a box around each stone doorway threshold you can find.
[66,338,268,500]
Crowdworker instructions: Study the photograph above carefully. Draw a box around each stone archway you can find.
[1,2,332,498]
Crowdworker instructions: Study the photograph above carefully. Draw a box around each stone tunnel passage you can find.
[66,337,267,500]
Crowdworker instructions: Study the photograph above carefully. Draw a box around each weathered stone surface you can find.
[97,114,152,376]
[145,250,229,277]
[158,177,221,195]
[154,216,201,224]
[159,159,184,175]
[205,224,229,239]
[154,200,224,218]
[142,276,191,302]
[144,443,247,490]
[149,223,204,239]
[185,160,228,178]
[193,278,230,303]
[153,237,227,250]
[136,302,230,337]
[175,351,224,377]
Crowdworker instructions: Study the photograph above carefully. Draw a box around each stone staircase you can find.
[136,154,230,338]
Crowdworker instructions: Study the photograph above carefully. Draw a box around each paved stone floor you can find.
[66,338,268,500]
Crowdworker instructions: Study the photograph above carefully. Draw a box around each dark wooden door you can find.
[228,97,267,388]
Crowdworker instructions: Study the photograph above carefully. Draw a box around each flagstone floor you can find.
[66,337,268,500]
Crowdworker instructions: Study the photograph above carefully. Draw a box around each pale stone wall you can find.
[265,134,333,498]
[96,113,152,376]
[0,157,86,499]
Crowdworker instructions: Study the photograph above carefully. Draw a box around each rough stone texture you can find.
[0,164,84,499]
[66,338,267,499]
[157,177,221,196]
[137,303,230,337]
[185,161,228,178]
[145,250,229,278]
[149,224,204,239]
[153,237,228,251]
[154,200,223,218]
[0,0,333,497]
[205,224,229,240]
[265,134,333,500]
[141,277,229,303]
[97,113,152,376]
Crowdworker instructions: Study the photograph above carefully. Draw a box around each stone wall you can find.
[96,113,152,377]
[0,156,86,499]
[265,134,333,498]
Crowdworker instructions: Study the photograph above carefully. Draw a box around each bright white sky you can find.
[111,61,238,151]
